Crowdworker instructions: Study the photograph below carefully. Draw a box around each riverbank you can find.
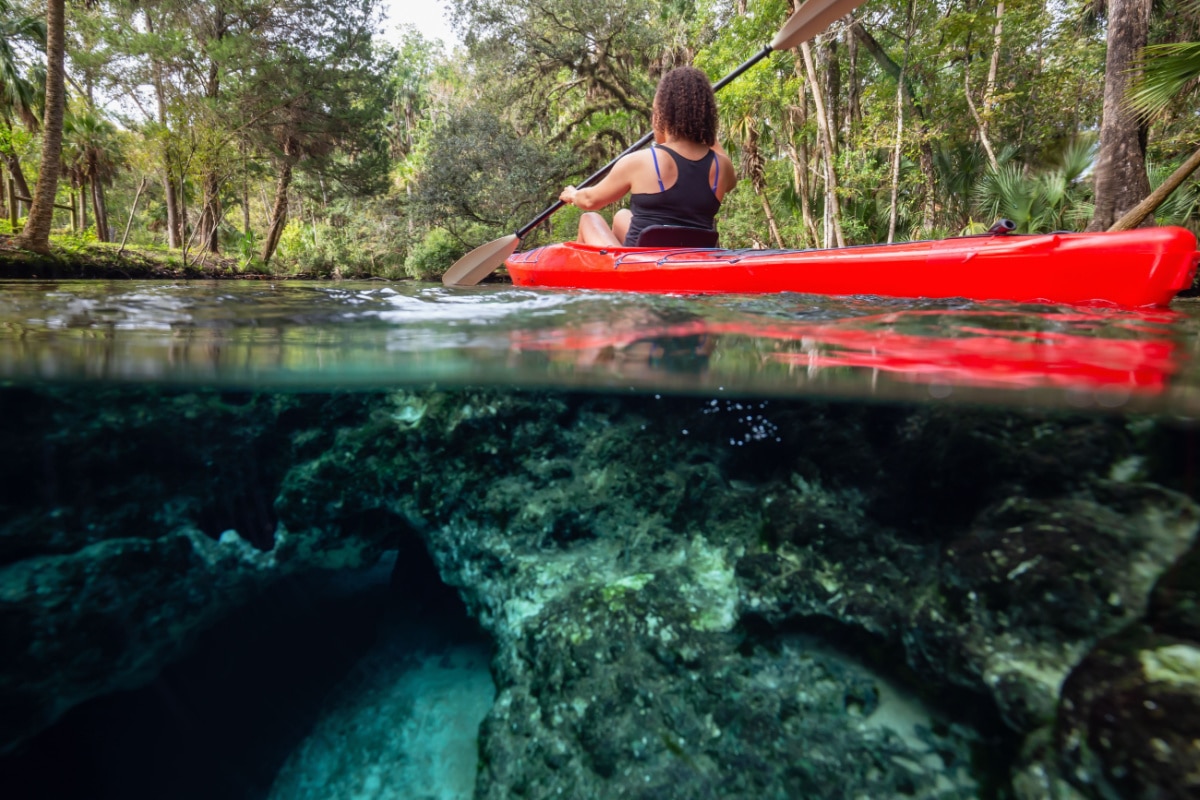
[0,234,363,280]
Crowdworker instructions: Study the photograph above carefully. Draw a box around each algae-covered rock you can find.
[921,482,1199,732]
[2,384,1198,800]
[0,388,389,752]
[1057,628,1200,799]
[0,527,277,751]
[477,575,978,800]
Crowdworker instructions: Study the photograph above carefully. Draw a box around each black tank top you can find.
[624,145,721,246]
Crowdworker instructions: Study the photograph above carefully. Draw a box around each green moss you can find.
[601,573,656,611]
[1140,644,1200,686]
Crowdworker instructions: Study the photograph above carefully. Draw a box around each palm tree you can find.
[1112,0,1200,230]
[1127,0,1200,120]
[1087,0,1156,232]
[62,109,122,241]
[973,138,1095,233]
[14,0,65,254]
[0,0,46,218]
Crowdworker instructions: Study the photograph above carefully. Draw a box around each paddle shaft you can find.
[515,44,776,240]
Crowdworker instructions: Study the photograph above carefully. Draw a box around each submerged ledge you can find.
[0,386,1197,798]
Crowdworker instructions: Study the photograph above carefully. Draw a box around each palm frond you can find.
[1127,42,1200,118]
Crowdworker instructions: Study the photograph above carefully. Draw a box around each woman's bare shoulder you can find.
[616,149,656,168]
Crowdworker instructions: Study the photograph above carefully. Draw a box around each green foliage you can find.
[404,227,466,281]
[972,138,1096,233]
[1150,159,1200,228]
[62,109,124,185]
[232,229,259,264]
[55,225,100,254]
[0,0,45,128]
[274,220,310,265]
[454,0,664,144]
[414,108,573,242]
[0,122,33,157]
[5,0,1189,273]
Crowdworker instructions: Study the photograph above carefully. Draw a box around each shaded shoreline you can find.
[0,234,371,281]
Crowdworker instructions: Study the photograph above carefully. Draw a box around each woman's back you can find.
[624,145,722,246]
[558,65,737,247]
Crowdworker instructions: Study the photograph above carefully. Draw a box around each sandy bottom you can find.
[790,633,980,797]
[268,618,495,800]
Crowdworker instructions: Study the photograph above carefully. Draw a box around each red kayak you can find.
[505,226,1199,307]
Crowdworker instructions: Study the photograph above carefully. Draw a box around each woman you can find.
[559,66,737,247]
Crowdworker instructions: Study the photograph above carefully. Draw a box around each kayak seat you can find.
[634,225,720,248]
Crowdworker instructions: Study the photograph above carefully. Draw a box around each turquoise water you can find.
[2,280,1199,800]
[2,280,1199,413]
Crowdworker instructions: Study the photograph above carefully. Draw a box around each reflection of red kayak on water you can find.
[505,227,1200,307]
[510,309,1179,395]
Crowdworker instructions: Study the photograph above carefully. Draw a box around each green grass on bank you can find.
[0,233,409,281]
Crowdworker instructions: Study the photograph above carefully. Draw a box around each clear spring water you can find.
[2,279,1199,414]
[1,279,1199,800]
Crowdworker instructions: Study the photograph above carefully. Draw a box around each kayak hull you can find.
[504,227,1200,306]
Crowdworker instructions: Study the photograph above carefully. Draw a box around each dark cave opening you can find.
[0,535,487,800]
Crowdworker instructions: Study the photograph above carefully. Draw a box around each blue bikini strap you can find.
[650,145,665,192]
[712,154,719,192]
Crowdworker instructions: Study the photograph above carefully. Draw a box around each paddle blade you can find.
[442,234,521,287]
[771,0,865,51]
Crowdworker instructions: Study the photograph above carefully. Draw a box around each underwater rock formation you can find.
[1,386,1198,799]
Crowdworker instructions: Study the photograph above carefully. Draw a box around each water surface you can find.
[2,279,1199,413]
[3,279,1200,800]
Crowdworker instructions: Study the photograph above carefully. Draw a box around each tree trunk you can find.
[198,11,225,254]
[964,1,1004,171]
[783,123,818,247]
[787,54,820,247]
[1088,0,1153,231]
[823,38,840,153]
[800,41,845,248]
[91,178,109,242]
[13,0,65,253]
[888,78,906,244]
[119,177,147,254]
[260,154,298,264]
[163,174,181,247]
[964,66,999,171]
[79,177,88,232]
[845,14,861,136]
[1,141,33,216]
[759,193,784,249]
[889,0,915,243]
[178,171,188,244]
[7,175,16,231]
[852,22,938,232]
[199,171,221,252]
[146,10,182,249]
[984,1,1003,118]
[241,141,251,236]
[1110,145,1200,231]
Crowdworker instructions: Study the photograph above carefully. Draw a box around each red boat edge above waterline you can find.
[505,226,1200,307]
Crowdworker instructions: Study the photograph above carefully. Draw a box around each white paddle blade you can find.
[441,234,521,287]
[771,0,865,51]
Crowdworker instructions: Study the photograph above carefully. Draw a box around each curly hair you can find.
[653,66,718,147]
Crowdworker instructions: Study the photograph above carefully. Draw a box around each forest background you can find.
[0,0,1197,279]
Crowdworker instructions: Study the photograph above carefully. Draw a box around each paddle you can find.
[442,0,866,287]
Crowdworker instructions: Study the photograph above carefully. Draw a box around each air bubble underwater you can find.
[701,398,783,445]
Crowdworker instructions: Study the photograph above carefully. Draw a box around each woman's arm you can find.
[560,154,638,211]
[712,142,738,196]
